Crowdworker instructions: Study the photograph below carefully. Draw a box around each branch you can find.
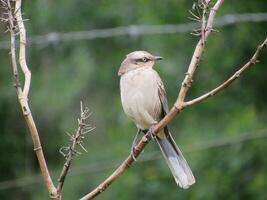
[57,102,94,194]
[80,1,224,199]
[14,0,31,97]
[6,0,58,199]
[176,0,224,107]
[184,37,267,107]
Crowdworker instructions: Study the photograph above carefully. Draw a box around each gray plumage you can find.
[119,51,195,189]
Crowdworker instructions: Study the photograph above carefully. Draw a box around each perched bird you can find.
[118,51,195,189]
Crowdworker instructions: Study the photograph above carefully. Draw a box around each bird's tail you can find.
[156,129,195,189]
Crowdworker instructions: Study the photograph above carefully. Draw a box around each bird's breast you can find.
[120,68,162,129]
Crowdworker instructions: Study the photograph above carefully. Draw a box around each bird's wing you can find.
[156,74,171,139]
[157,78,169,116]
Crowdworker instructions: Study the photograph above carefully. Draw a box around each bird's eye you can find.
[142,57,148,62]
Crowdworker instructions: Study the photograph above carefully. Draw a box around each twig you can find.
[176,0,224,108]
[6,0,58,199]
[184,37,267,107]
[57,102,93,194]
[14,0,31,97]
[200,0,208,44]
[80,1,224,199]
[80,136,150,200]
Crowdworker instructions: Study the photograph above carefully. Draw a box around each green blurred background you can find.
[0,0,267,199]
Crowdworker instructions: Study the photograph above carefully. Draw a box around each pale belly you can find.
[120,68,162,130]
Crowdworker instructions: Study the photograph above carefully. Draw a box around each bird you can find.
[118,51,195,189]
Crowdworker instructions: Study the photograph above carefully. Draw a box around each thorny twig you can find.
[57,102,95,193]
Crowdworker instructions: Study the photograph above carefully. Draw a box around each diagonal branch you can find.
[80,1,224,199]
[184,37,267,107]
[6,0,58,199]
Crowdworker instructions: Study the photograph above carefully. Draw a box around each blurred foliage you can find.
[0,0,267,199]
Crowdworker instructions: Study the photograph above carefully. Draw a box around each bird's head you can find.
[118,51,163,76]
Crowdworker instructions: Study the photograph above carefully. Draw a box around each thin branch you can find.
[184,37,267,107]
[57,102,93,194]
[6,0,58,199]
[14,0,31,97]
[176,0,224,107]
[80,1,224,199]
[200,0,208,44]
[80,136,150,200]
[6,0,19,88]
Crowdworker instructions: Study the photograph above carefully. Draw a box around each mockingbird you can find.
[118,51,195,189]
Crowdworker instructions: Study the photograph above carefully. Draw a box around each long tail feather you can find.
[156,129,195,189]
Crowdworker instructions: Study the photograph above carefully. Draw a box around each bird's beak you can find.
[154,56,163,61]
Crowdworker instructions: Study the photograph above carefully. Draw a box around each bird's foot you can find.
[130,129,141,161]
[131,147,137,161]
[148,125,156,139]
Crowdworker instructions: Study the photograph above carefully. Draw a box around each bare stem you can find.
[7,0,58,198]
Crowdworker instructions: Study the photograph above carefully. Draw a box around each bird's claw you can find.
[148,125,156,139]
[131,147,137,161]
[130,129,141,161]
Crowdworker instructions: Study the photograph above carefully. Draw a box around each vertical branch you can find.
[7,0,58,199]
[6,0,19,89]
[175,0,224,108]
[14,0,31,97]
